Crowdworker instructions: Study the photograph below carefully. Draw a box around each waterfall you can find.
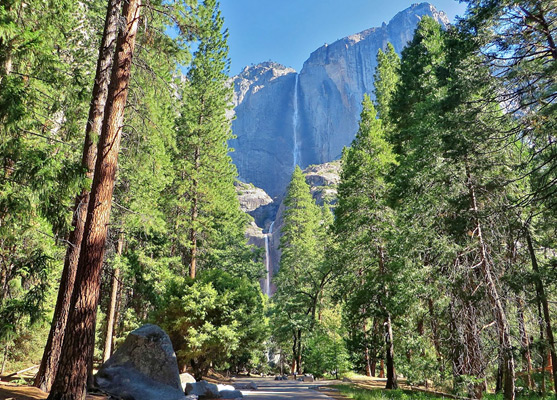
[264,221,275,297]
[292,74,300,169]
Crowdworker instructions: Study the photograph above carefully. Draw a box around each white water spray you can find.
[292,74,300,169]
[264,221,275,297]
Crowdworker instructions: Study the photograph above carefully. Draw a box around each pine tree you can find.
[388,18,526,399]
[35,0,123,391]
[48,0,142,398]
[170,0,256,281]
[0,0,104,374]
[273,166,331,374]
[334,95,400,389]
[373,43,400,123]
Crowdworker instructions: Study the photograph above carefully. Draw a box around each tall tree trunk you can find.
[526,226,557,392]
[291,331,297,374]
[466,168,515,400]
[296,329,302,374]
[34,0,122,392]
[385,314,398,389]
[495,342,504,393]
[189,145,200,279]
[47,1,141,398]
[516,295,533,389]
[377,245,397,389]
[537,299,546,396]
[1,344,8,374]
[103,232,124,362]
[363,321,372,377]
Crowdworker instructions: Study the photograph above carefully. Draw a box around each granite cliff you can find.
[230,3,449,199]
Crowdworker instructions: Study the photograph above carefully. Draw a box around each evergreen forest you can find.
[0,1,555,400]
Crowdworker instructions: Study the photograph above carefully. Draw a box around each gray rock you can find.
[234,381,257,390]
[185,380,220,399]
[302,375,314,382]
[217,384,235,392]
[231,3,450,199]
[219,389,243,399]
[95,324,185,400]
[180,373,196,390]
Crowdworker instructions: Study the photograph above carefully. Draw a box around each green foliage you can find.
[0,0,105,369]
[153,269,267,379]
[303,307,352,378]
[168,0,258,279]
[373,43,400,123]
[270,166,335,374]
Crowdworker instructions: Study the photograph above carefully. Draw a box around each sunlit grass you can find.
[332,385,549,400]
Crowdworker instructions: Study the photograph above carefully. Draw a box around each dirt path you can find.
[235,377,341,400]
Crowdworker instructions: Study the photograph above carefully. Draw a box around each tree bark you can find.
[291,331,297,374]
[377,245,397,389]
[466,168,515,400]
[47,1,141,398]
[385,314,398,389]
[525,226,557,392]
[34,0,122,392]
[103,232,124,362]
[296,329,302,374]
[536,299,546,396]
[516,295,533,389]
[363,321,372,377]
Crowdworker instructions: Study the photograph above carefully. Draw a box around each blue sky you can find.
[220,1,468,75]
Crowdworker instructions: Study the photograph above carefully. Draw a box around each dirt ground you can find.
[0,382,108,400]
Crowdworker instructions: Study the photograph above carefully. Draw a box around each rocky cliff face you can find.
[241,162,340,295]
[230,3,449,199]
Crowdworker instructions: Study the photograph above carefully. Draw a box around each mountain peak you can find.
[388,2,449,30]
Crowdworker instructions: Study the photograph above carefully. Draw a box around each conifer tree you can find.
[373,43,400,122]
[48,0,142,398]
[389,18,525,399]
[0,0,104,373]
[334,95,400,389]
[35,0,123,391]
[170,0,256,280]
[273,166,331,374]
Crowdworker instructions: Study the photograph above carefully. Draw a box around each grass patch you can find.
[332,385,550,400]
[332,385,443,400]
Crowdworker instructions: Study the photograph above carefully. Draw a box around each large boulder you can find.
[185,380,220,399]
[95,324,185,400]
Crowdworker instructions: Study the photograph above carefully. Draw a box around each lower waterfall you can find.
[263,221,275,297]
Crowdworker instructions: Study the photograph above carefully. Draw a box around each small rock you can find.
[342,377,351,382]
[219,389,243,399]
[217,384,236,392]
[185,380,219,399]
[302,374,314,382]
[180,373,196,390]
[247,381,257,390]
[185,396,199,400]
